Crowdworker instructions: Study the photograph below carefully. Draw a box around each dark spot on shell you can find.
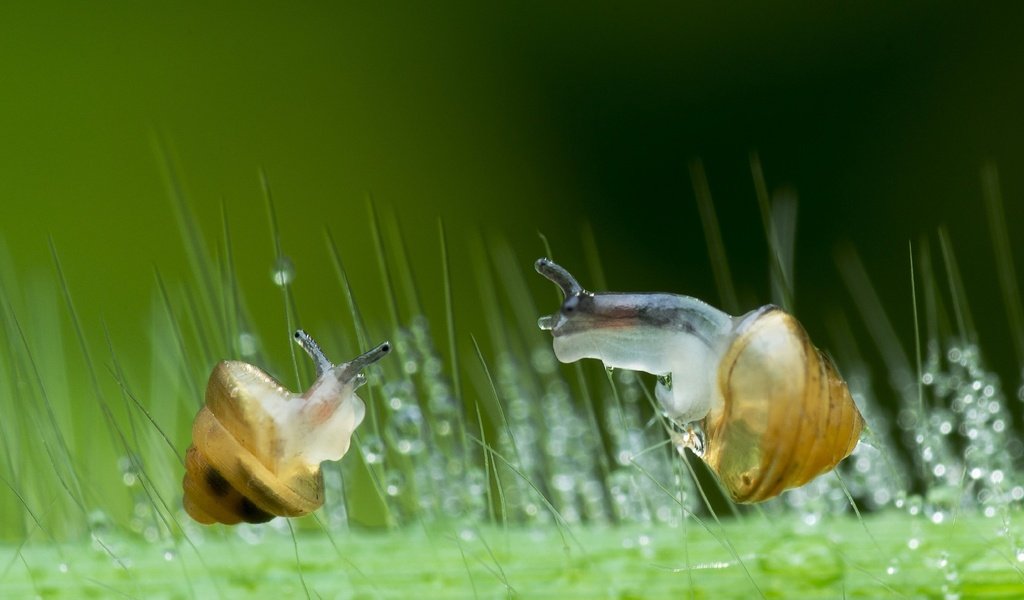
[238,498,274,524]
[205,468,231,497]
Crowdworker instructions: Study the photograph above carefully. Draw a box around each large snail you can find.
[535,258,863,503]
[182,330,391,525]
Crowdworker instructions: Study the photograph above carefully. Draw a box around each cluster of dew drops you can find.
[100,256,1024,595]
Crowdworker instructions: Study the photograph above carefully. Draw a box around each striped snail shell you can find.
[182,330,391,525]
[535,258,863,503]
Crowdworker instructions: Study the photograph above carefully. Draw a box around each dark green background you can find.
[3,2,1023,397]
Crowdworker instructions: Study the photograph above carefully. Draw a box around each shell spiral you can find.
[700,306,864,503]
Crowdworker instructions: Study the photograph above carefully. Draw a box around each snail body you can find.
[182,331,390,525]
[535,258,863,503]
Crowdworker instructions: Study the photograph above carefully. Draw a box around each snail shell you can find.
[182,331,391,525]
[535,258,863,503]
[700,305,863,502]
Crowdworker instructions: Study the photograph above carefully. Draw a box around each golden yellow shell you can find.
[700,306,864,503]
[182,362,325,525]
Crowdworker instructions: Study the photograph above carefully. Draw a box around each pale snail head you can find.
[535,257,864,503]
[182,330,391,525]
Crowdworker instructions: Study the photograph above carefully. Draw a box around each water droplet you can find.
[238,332,258,356]
[390,405,425,455]
[58,563,69,574]
[271,256,295,286]
[385,472,404,497]
[908,538,920,550]
[361,435,385,464]
[163,550,176,561]
[552,474,574,492]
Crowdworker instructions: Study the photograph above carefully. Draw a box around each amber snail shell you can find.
[182,330,391,525]
[535,258,864,504]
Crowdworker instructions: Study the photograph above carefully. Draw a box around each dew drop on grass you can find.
[552,473,574,492]
[385,472,404,497]
[271,255,295,286]
[361,435,385,464]
[58,563,68,574]
[238,332,258,356]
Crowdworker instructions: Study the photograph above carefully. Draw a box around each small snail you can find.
[535,258,863,503]
[182,330,391,525]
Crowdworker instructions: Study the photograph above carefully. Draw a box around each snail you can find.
[182,330,391,525]
[535,258,863,503]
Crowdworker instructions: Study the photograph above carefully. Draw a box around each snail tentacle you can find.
[535,257,584,298]
[294,329,333,376]
[335,341,391,386]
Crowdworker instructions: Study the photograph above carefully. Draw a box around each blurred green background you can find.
[2,1,1023,397]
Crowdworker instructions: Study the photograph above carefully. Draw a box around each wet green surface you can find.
[3,512,1022,598]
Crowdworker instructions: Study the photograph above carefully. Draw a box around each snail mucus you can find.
[535,257,863,503]
[182,330,391,525]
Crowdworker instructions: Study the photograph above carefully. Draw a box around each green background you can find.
[2,1,1023,407]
